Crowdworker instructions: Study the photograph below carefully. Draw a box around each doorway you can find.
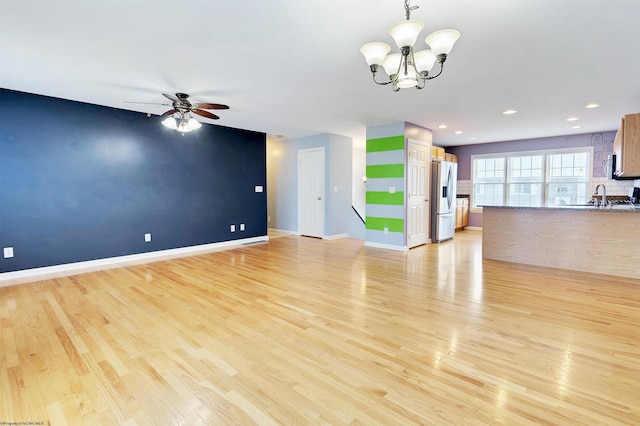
[407,139,431,247]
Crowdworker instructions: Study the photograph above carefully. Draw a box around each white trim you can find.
[364,241,409,251]
[0,236,268,288]
[463,226,483,231]
[267,228,299,236]
[323,233,349,240]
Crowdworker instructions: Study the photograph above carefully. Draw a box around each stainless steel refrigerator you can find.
[431,160,457,242]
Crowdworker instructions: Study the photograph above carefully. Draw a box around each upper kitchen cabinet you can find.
[613,113,640,178]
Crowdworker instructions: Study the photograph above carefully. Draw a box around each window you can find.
[472,157,505,207]
[507,154,543,206]
[471,148,592,209]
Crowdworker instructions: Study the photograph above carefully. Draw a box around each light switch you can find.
[255,185,264,192]
[389,186,396,194]
[3,247,14,258]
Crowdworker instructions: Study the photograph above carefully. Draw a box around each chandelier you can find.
[161,112,202,133]
[360,0,460,91]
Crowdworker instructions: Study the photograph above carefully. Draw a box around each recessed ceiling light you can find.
[585,103,599,109]
[438,124,447,129]
[566,117,579,122]
[469,137,476,140]
[572,125,581,129]
[455,131,463,135]
[503,109,517,115]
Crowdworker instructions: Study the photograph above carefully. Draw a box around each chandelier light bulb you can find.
[414,49,437,72]
[396,66,418,88]
[382,53,402,77]
[360,42,391,66]
[388,19,424,49]
[425,29,461,56]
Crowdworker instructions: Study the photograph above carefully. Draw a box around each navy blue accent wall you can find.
[0,88,267,273]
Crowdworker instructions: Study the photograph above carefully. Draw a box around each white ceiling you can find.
[2,0,639,148]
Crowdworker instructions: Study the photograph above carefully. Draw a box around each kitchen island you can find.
[482,205,640,280]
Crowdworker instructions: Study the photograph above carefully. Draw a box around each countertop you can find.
[482,204,640,212]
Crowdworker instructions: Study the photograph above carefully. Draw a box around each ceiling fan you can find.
[159,92,229,120]
[126,93,229,132]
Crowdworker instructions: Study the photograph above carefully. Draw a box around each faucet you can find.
[594,184,607,207]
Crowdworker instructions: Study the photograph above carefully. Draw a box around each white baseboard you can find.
[267,228,299,236]
[0,236,269,288]
[364,241,409,251]
[324,233,349,240]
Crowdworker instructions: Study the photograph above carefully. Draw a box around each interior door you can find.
[407,139,431,247]
[298,148,325,238]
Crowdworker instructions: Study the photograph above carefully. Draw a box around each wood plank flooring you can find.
[1,230,639,425]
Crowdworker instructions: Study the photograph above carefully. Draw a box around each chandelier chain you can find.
[404,0,419,20]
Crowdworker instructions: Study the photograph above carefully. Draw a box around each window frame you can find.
[470,147,593,211]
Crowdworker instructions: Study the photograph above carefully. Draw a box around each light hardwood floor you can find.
[1,231,639,425]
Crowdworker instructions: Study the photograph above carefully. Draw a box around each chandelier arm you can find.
[372,72,394,86]
[425,55,448,80]
[424,63,444,80]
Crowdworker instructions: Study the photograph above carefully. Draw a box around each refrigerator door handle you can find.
[446,165,453,210]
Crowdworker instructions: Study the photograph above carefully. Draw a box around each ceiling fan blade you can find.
[161,109,177,117]
[162,93,179,102]
[123,101,171,106]
[193,109,220,120]
[193,103,230,110]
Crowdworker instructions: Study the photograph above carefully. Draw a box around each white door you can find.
[298,148,325,238]
[407,139,431,247]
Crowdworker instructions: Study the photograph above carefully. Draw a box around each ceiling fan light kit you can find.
[161,114,202,132]
[360,0,460,91]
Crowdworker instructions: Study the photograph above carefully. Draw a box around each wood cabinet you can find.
[613,113,640,178]
[455,198,469,231]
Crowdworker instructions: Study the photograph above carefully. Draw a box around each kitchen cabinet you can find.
[455,198,469,231]
[613,113,640,178]
[431,146,445,161]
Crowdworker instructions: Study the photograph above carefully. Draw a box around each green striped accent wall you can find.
[366,164,404,179]
[366,191,404,205]
[366,135,405,153]
[366,128,406,246]
[365,217,404,233]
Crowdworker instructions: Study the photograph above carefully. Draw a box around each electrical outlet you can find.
[240,223,245,231]
[230,224,236,232]
[3,247,14,258]
[255,185,263,192]
[144,233,152,242]
[384,228,389,234]
[389,186,396,194]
